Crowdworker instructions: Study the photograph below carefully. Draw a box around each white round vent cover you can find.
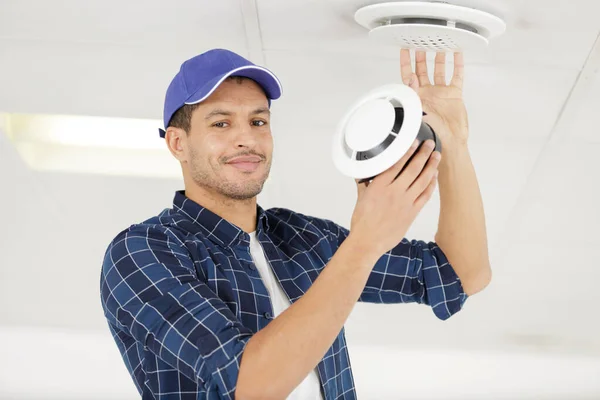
[354,1,506,51]
[332,83,424,180]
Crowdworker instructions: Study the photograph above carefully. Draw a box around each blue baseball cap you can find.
[159,48,283,138]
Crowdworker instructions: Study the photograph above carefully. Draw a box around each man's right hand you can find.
[349,139,441,258]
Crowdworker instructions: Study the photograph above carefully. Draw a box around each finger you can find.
[407,73,419,91]
[415,51,431,87]
[433,52,447,86]
[450,52,464,90]
[372,139,420,186]
[407,149,441,197]
[414,171,438,208]
[393,140,437,189]
[400,49,414,85]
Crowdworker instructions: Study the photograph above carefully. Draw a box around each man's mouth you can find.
[228,161,261,172]
[226,156,263,172]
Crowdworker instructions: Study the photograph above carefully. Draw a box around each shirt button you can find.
[248,263,256,271]
[263,312,272,320]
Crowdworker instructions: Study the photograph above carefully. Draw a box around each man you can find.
[100,48,491,400]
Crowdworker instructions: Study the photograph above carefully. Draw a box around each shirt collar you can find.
[172,190,270,248]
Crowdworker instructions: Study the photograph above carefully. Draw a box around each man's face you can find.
[181,78,273,201]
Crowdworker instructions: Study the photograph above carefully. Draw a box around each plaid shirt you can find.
[100,190,467,400]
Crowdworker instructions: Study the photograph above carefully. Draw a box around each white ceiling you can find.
[1,0,600,398]
[2,327,600,400]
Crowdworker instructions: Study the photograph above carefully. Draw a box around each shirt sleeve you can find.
[307,215,468,320]
[100,224,253,399]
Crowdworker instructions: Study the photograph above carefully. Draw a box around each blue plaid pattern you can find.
[100,190,467,399]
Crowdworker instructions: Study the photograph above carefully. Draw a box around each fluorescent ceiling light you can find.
[1,113,182,179]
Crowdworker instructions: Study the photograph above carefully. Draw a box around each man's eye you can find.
[253,120,267,127]
[213,122,229,128]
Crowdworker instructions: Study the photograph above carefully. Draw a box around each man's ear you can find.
[165,127,188,162]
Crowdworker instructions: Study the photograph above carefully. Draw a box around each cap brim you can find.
[184,65,282,106]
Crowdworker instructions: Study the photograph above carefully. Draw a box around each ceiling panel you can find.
[344,230,600,355]
[2,327,599,399]
[505,140,600,245]
[0,0,250,119]
[0,39,249,119]
[0,0,246,46]
[258,0,600,70]
[487,238,600,351]
[348,343,600,399]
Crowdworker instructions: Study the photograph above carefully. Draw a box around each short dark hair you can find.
[168,103,200,134]
[167,76,264,134]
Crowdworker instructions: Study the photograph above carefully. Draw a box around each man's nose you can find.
[235,124,257,147]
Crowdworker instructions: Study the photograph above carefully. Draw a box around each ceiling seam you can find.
[240,0,266,65]
[548,30,600,144]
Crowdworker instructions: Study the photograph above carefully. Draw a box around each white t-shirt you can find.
[248,231,324,400]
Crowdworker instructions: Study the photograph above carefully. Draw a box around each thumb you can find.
[355,178,369,198]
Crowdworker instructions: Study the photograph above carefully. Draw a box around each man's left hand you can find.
[400,49,469,146]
